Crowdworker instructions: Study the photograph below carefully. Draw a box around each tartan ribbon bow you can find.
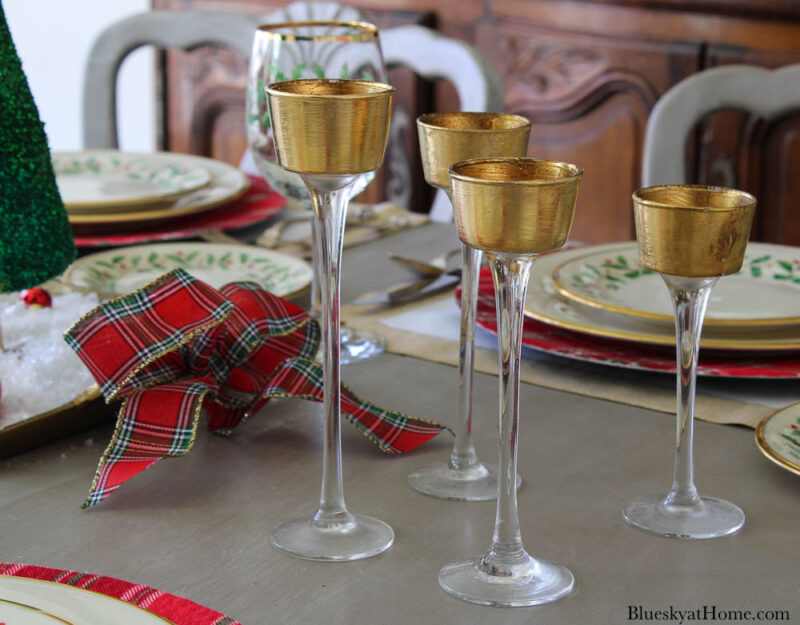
[65,269,448,508]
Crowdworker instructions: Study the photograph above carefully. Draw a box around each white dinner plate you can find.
[63,242,312,299]
[0,576,173,624]
[53,151,211,211]
[525,243,800,350]
[552,241,800,327]
[63,152,250,225]
[756,401,800,476]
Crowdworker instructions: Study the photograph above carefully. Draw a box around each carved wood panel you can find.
[477,20,700,242]
[693,45,800,245]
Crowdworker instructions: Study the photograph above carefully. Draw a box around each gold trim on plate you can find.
[524,243,800,350]
[755,401,800,477]
[550,242,800,328]
[0,576,176,624]
[66,152,250,225]
[0,597,78,625]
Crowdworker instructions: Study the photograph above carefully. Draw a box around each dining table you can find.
[1,220,798,624]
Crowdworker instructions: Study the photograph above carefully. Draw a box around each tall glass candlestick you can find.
[441,157,582,606]
[623,184,756,539]
[410,113,530,501]
[266,79,395,560]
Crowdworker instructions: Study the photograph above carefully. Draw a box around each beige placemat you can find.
[342,294,774,429]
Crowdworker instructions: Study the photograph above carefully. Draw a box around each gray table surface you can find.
[1,223,798,624]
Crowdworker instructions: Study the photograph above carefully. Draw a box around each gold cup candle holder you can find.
[624,184,756,540]
[440,157,582,607]
[266,78,392,177]
[406,113,531,502]
[417,112,531,190]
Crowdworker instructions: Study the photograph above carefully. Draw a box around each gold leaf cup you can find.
[417,112,531,191]
[449,157,582,255]
[266,79,394,176]
[633,184,757,278]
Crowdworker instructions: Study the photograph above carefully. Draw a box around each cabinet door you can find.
[477,20,700,242]
[697,45,800,244]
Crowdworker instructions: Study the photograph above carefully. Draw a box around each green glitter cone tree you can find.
[0,1,75,294]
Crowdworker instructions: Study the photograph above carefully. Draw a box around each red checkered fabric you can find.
[65,269,449,508]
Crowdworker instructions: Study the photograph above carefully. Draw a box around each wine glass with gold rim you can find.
[623,184,756,539]
[410,112,530,501]
[266,78,395,560]
[247,20,387,363]
[441,157,581,606]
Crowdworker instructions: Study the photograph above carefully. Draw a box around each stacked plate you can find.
[53,150,253,232]
[526,241,800,352]
[473,240,800,378]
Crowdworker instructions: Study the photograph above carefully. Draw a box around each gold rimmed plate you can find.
[63,242,312,300]
[756,401,800,476]
[0,576,174,624]
[54,150,211,212]
[551,241,800,328]
[65,152,249,225]
[525,243,800,350]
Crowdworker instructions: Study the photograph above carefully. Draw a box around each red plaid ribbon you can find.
[65,269,448,508]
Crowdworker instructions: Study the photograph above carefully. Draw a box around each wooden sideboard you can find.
[152,0,800,244]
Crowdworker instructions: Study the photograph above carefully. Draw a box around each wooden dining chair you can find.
[641,64,800,187]
[82,10,256,151]
[82,4,504,221]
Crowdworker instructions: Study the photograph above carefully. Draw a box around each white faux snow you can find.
[0,291,99,427]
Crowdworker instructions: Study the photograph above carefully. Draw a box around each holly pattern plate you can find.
[552,241,800,327]
[54,150,211,210]
[756,402,800,476]
[64,242,312,299]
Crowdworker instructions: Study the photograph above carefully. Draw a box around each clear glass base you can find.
[339,326,386,364]
[271,512,394,561]
[439,553,574,607]
[407,462,521,501]
[623,493,745,539]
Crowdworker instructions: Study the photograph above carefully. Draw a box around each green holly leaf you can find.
[361,70,375,81]
[312,62,325,79]
[340,62,350,79]
[271,65,288,82]
[291,62,306,80]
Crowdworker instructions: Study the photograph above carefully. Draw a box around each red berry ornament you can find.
[20,286,52,308]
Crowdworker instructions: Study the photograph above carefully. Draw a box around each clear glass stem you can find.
[310,216,322,321]
[304,174,357,528]
[663,274,717,508]
[451,241,483,471]
[485,253,534,569]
